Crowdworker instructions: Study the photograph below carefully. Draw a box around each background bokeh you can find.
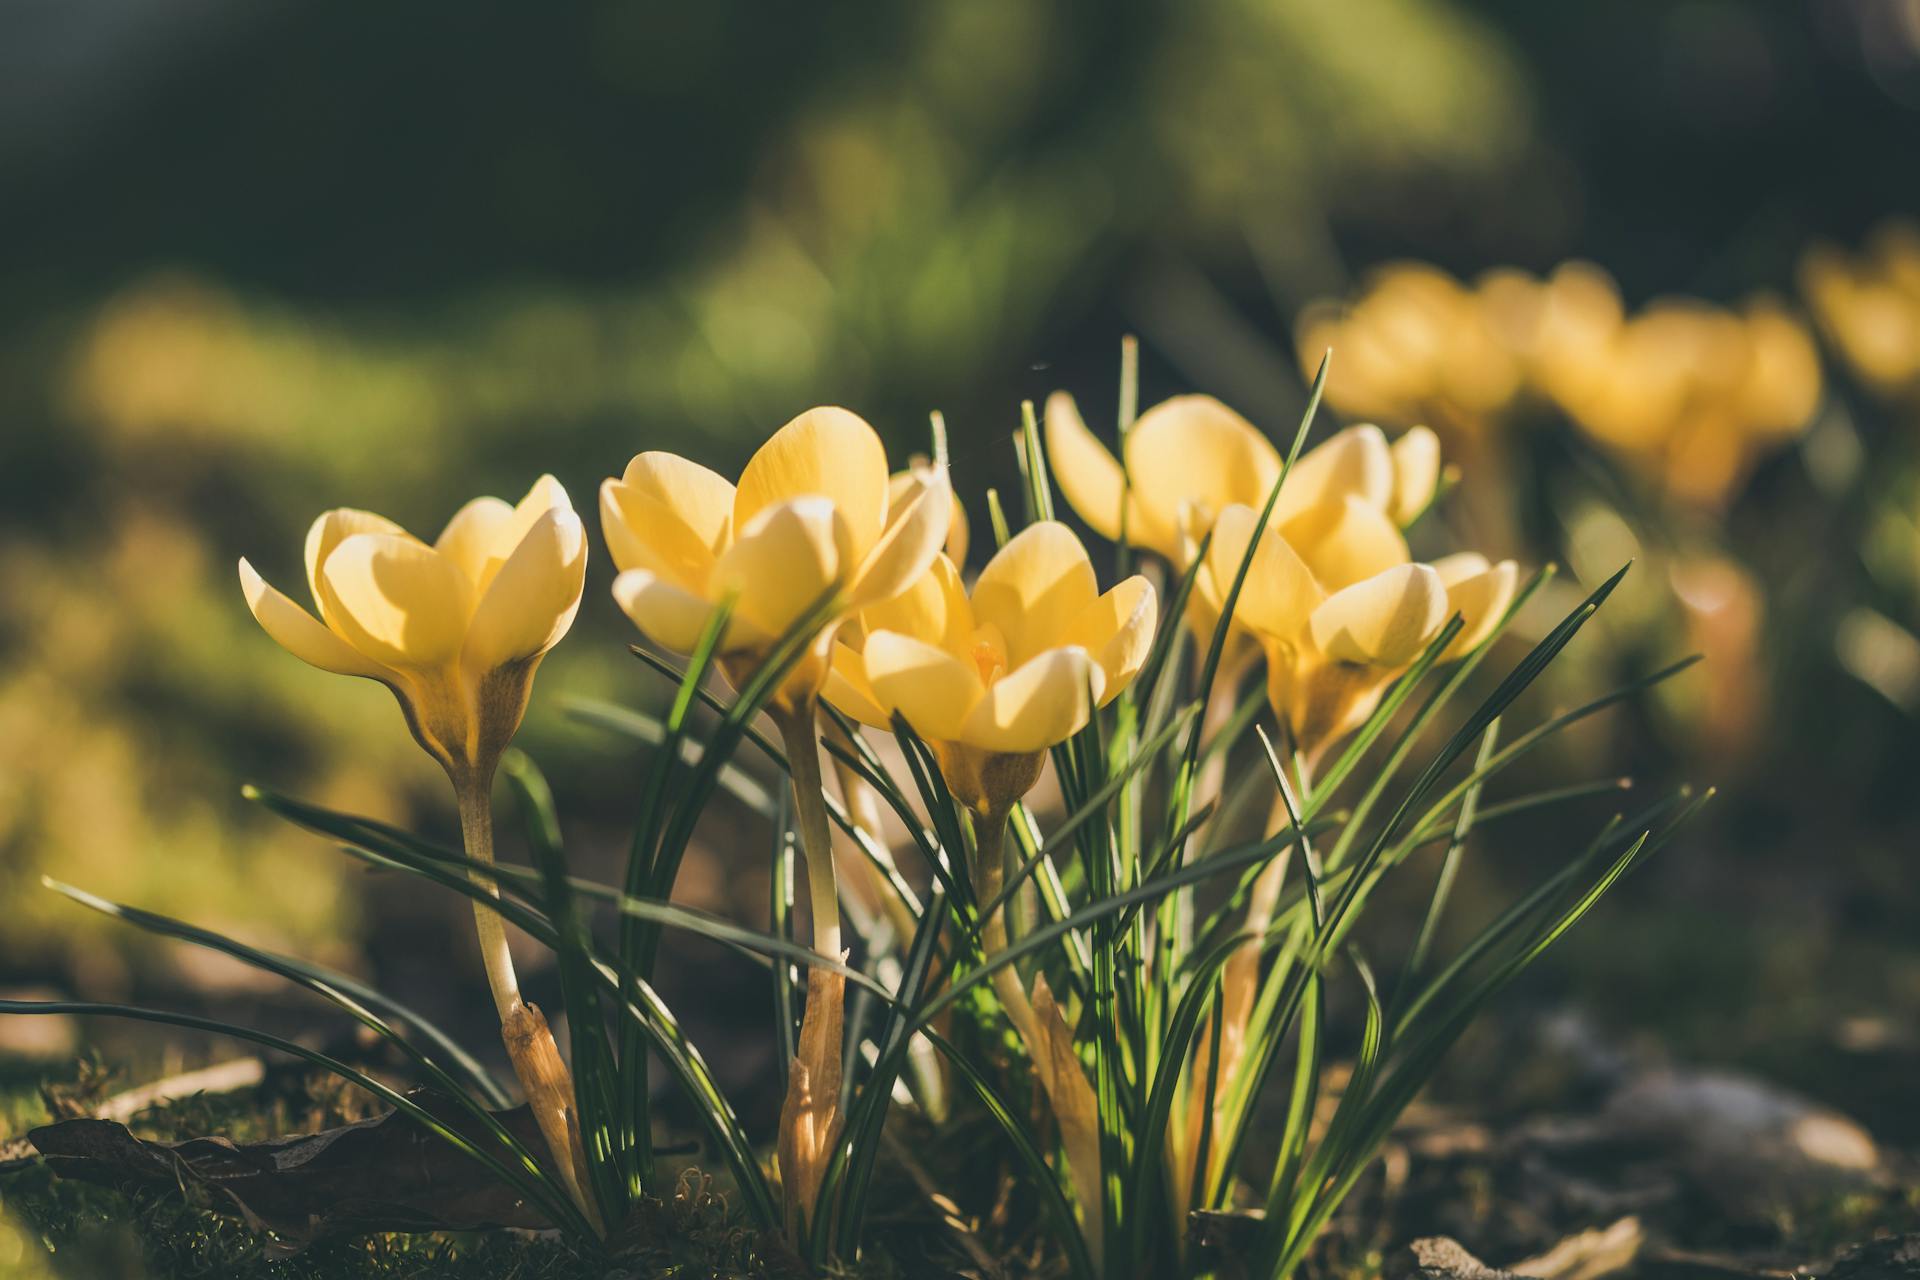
[3,0,1918,1144]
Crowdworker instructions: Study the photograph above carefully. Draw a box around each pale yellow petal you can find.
[862,630,987,741]
[851,465,951,607]
[709,497,850,641]
[1280,495,1410,591]
[622,452,735,551]
[1430,552,1491,587]
[734,407,888,561]
[304,508,411,613]
[860,553,973,650]
[319,533,474,669]
[434,497,516,589]
[970,521,1099,667]
[1276,425,1393,522]
[239,558,392,680]
[1308,563,1448,666]
[611,568,764,655]
[1044,390,1126,542]
[600,477,723,590]
[1064,576,1157,706]
[1122,395,1282,540]
[822,642,892,729]
[1388,426,1442,525]
[958,646,1103,754]
[480,475,574,595]
[463,508,588,672]
[1205,504,1324,642]
[1439,558,1519,659]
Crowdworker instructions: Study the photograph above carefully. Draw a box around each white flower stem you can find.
[775,705,843,960]
[454,774,599,1232]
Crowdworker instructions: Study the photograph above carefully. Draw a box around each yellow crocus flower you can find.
[1204,501,1516,765]
[239,475,587,787]
[239,475,595,1226]
[602,406,951,712]
[823,522,1156,815]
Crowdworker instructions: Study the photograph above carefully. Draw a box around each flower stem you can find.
[772,702,846,1233]
[454,774,599,1232]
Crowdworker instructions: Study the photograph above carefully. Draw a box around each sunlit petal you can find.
[1276,425,1393,522]
[434,497,516,589]
[1308,563,1448,666]
[1280,495,1410,591]
[1044,391,1127,542]
[1122,395,1281,542]
[1064,576,1157,705]
[464,508,588,672]
[862,630,987,741]
[1388,426,1442,525]
[1206,504,1324,641]
[612,568,763,655]
[958,646,1103,754]
[319,533,474,670]
[860,553,973,650]
[622,452,735,552]
[970,521,1099,667]
[304,508,412,615]
[822,642,892,729]
[734,406,888,561]
[239,558,392,680]
[601,477,723,590]
[1436,556,1519,659]
[709,497,850,640]
[851,465,952,608]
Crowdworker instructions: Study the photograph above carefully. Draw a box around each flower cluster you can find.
[1297,259,1823,508]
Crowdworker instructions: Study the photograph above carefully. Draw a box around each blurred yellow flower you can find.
[602,407,951,710]
[1801,220,1920,403]
[1299,259,1823,510]
[239,476,587,785]
[824,522,1156,814]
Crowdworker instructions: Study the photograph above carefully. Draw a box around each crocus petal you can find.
[1044,391,1127,542]
[1276,425,1394,523]
[601,477,724,590]
[851,465,952,608]
[1389,426,1442,525]
[1308,563,1449,666]
[862,630,987,742]
[1437,557,1519,659]
[1280,494,1410,591]
[434,496,516,590]
[734,407,888,563]
[1431,552,1491,587]
[1122,396,1281,545]
[319,533,474,670]
[822,642,892,729]
[1064,576,1157,706]
[860,553,973,650]
[958,646,1104,754]
[304,509,412,613]
[463,508,588,672]
[239,558,392,680]
[709,497,850,641]
[890,467,970,567]
[622,452,735,552]
[970,521,1099,667]
[612,568,763,655]
[1206,504,1324,642]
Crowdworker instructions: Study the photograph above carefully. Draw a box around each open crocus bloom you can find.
[1046,392,1441,656]
[824,522,1156,814]
[1205,502,1517,763]
[602,407,952,710]
[239,477,588,784]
